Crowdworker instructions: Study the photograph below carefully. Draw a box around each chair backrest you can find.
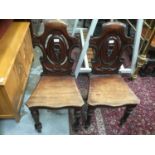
[33,21,80,75]
[90,22,133,74]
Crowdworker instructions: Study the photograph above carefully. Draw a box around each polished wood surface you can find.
[85,22,140,127]
[88,75,140,106]
[90,22,133,74]
[27,76,84,108]
[27,21,83,132]
[33,21,81,75]
[0,22,34,120]
[27,21,83,109]
[87,22,140,107]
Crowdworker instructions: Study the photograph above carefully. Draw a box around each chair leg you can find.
[30,108,42,133]
[120,105,136,126]
[84,106,94,129]
[82,100,88,125]
[72,108,81,132]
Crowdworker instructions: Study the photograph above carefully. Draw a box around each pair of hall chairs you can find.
[27,21,140,132]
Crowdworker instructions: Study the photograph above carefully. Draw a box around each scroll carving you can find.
[90,22,133,74]
[33,21,80,75]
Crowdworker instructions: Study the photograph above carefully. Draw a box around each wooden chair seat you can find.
[27,76,84,108]
[88,75,140,107]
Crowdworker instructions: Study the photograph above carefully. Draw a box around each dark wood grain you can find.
[33,21,80,75]
[120,105,137,126]
[30,108,42,132]
[90,22,133,74]
[27,21,83,133]
[85,22,139,129]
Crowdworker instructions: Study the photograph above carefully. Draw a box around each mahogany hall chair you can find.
[85,22,140,128]
[26,21,84,132]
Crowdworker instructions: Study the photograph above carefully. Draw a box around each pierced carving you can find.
[33,21,80,75]
[90,22,133,74]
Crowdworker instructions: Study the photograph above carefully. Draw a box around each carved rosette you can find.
[33,21,80,75]
[90,22,133,74]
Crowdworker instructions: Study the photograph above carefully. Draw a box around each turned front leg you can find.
[73,108,81,132]
[30,108,42,133]
[120,105,137,126]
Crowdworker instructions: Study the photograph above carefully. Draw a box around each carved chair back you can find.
[90,22,133,74]
[33,21,80,75]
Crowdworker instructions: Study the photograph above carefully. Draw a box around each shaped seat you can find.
[85,22,140,128]
[26,21,84,132]
[88,75,140,106]
[27,76,83,108]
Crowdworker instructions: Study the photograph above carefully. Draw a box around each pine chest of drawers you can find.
[0,22,34,121]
